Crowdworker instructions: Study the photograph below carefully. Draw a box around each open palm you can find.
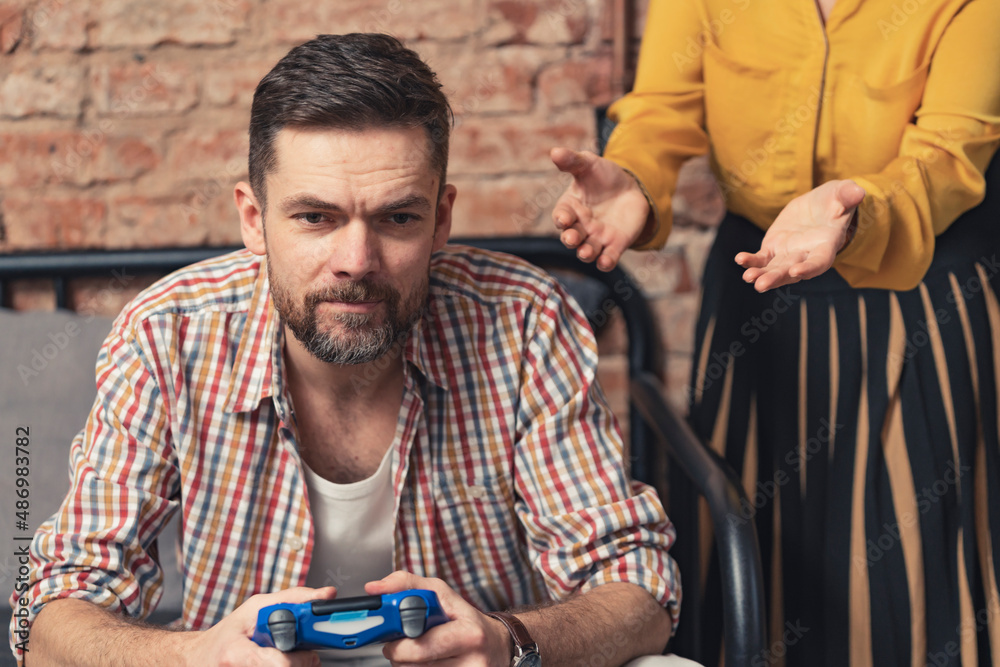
[736,180,865,292]
[550,147,652,272]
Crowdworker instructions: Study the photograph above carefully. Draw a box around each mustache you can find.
[304,280,398,307]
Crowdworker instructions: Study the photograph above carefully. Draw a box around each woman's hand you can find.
[550,147,653,272]
[736,179,865,292]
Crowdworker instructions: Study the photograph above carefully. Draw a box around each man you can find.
[9,34,683,667]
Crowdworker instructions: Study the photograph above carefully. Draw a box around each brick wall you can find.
[0,0,724,421]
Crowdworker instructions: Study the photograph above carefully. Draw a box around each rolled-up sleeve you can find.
[513,283,681,632]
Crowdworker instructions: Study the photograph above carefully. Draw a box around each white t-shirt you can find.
[302,448,395,666]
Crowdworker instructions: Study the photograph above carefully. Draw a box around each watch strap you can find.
[486,611,538,660]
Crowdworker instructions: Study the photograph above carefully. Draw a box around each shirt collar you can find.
[224,257,278,414]
[224,261,451,414]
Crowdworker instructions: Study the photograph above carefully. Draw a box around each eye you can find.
[390,213,418,225]
[295,212,328,225]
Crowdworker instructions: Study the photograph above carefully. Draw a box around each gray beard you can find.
[268,261,428,366]
[298,310,413,365]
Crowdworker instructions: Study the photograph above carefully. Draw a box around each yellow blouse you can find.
[604,0,1000,290]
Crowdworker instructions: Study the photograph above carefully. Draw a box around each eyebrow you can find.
[278,193,433,216]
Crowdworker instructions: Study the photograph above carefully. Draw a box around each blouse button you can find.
[287,537,305,551]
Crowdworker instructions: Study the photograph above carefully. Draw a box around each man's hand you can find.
[736,179,865,292]
[550,147,653,272]
[26,586,338,667]
[366,571,510,666]
[368,574,669,667]
[183,586,338,667]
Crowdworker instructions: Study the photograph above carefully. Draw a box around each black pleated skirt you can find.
[690,162,1000,667]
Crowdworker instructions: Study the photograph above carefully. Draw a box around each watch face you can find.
[515,653,542,667]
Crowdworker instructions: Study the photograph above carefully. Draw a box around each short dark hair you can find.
[248,33,453,210]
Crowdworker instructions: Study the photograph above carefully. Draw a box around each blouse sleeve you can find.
[835,0,1000,289]
[601,0,711,251]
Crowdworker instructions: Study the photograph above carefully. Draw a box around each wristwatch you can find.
[486,611,541,667]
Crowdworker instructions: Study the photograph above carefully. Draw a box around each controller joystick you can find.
[266,608,298,652]
[251,590,449,652]
[398,595,428,638]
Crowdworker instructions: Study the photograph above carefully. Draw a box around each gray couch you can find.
[1,310,182,665]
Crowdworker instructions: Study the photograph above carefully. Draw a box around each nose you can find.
[328,220,379,281]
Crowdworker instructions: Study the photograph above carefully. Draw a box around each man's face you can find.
[237,126,454,365]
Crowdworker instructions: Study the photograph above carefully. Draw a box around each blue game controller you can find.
[251,590,450,651]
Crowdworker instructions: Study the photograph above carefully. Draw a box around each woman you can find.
[549,0,1000,665]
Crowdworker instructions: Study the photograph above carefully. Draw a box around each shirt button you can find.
[467,484,487,499]
[287,537,305,551]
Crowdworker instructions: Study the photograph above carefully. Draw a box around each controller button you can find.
[398,596,428,638]
[268,609,298,652]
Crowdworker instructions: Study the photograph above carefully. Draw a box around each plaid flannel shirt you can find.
[9,246,680,664]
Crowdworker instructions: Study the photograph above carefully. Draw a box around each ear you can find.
[432,184,456,253]
[235,181,266,256]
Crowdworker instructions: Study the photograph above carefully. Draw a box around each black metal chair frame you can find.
[0,239,766,664]
[454,237,767,665]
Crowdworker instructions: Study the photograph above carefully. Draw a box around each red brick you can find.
[79,135,160,184]
[29,0,87,50]
[634,0,650,40]
[507,174,572,234]
[107,136,161,179]
[490,1,539,32]
[56,133,160,185]
[165,128,248,181]
[262,0,482,44]
[261,0,382,44]
[91,60,199,116]
[450,114,592,175]
[665,226,716,288]
[596,0,642,94]
[1,196,106,250]
[0,2,24,53]
[651,292,699,356]
[538,56,614,109]
[449,175,572,237]
[199,192,244,245]
[485,0,588,45]
[418,43,541,116]
[663,353,693,415]
[7,280,56,311]
[0,131,88,187]
[0,132,62,187]
[595,306,627,355]
[620,248,692,297]
[0,64,86,118]
[673,155,725,228]
[171,186,243,246]
[596,353,630,442]
[383,0,483,40]
[598,0,649,44]
[0,130,160,187]
[92,0,251,48]
[451,59,532,116]
[105,196,211,249]
[69,274,159,318]
[203,55,280,108]
[598,0,613,43]
[527,0,590,45]
[481,13,519,44]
